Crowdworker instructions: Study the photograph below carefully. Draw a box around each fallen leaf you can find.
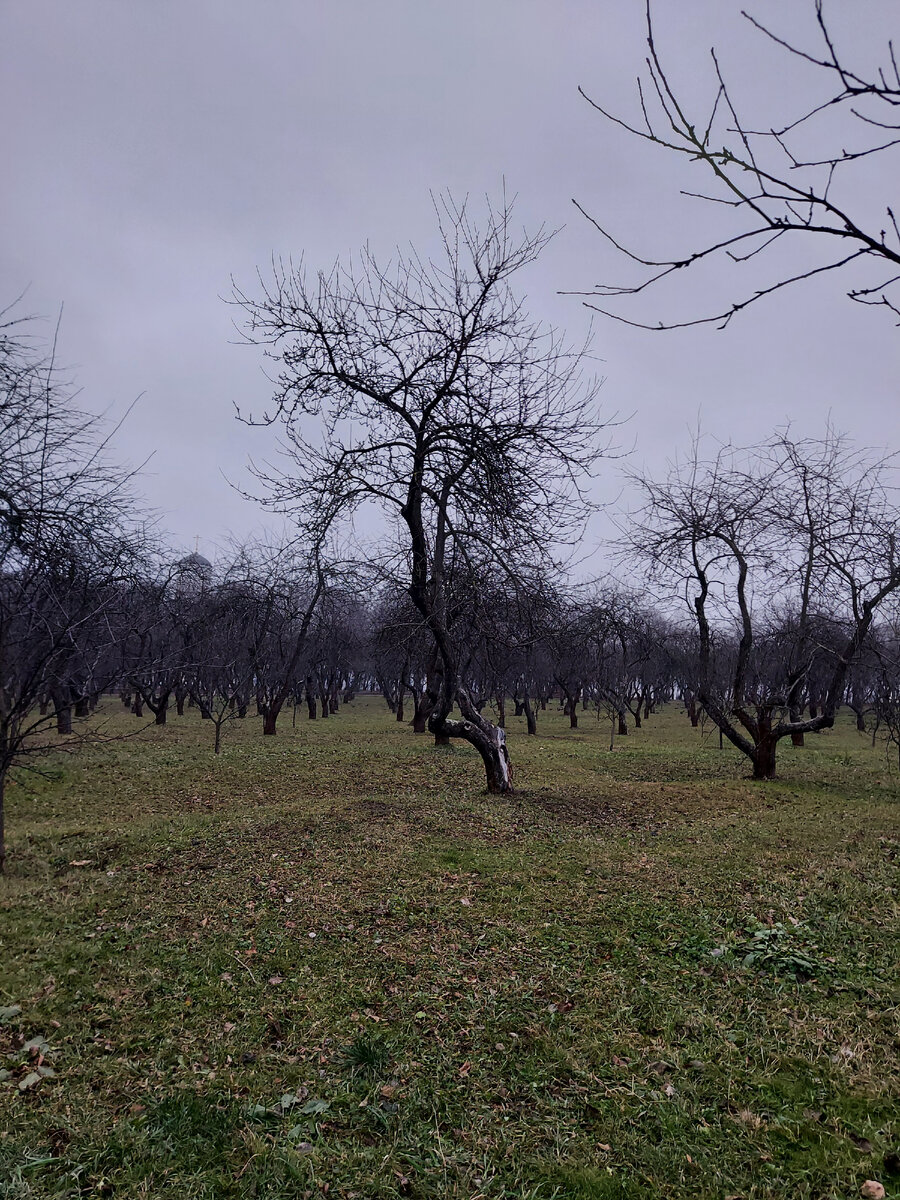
[646,1060,671,1076]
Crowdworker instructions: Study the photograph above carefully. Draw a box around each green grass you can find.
[1,698,898,1198]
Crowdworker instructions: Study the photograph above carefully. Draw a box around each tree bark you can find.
[751,735,778,780]
[54,697,72,736]
[432,706,511,791]
[523,693,537,736]
[412,697,431,733]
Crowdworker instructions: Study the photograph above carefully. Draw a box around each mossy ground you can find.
[1,699,898,1198]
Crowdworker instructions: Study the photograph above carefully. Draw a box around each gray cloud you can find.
[2,0,897,559]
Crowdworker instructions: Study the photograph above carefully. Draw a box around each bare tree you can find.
[0,311,147,871]
[183,572,258,754]
[628,430,900,778]
[233,195,606,792]
[575,3,900,329]
[237,541,326,737]
[872,617,900,766]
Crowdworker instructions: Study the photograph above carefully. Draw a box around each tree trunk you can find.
[153,692,171,726]
[480,729,511,793]
[412,694,433,734]
[523,694,537,736]
[396,687,405,723]
[132,696,143,717]
[55,700,72,736]
[320,694,329,718]
[434,710,511,792]
[497,693,506,728]
[617,711,628,735]
[263,704,281,735]
[0,767,5,875]
[214,722,223,754]
[74,697,90,719]
[751,735,778,780]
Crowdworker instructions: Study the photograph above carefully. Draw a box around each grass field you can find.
[1,698,898,1199]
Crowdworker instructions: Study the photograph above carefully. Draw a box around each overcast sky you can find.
[2,1,898,561]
